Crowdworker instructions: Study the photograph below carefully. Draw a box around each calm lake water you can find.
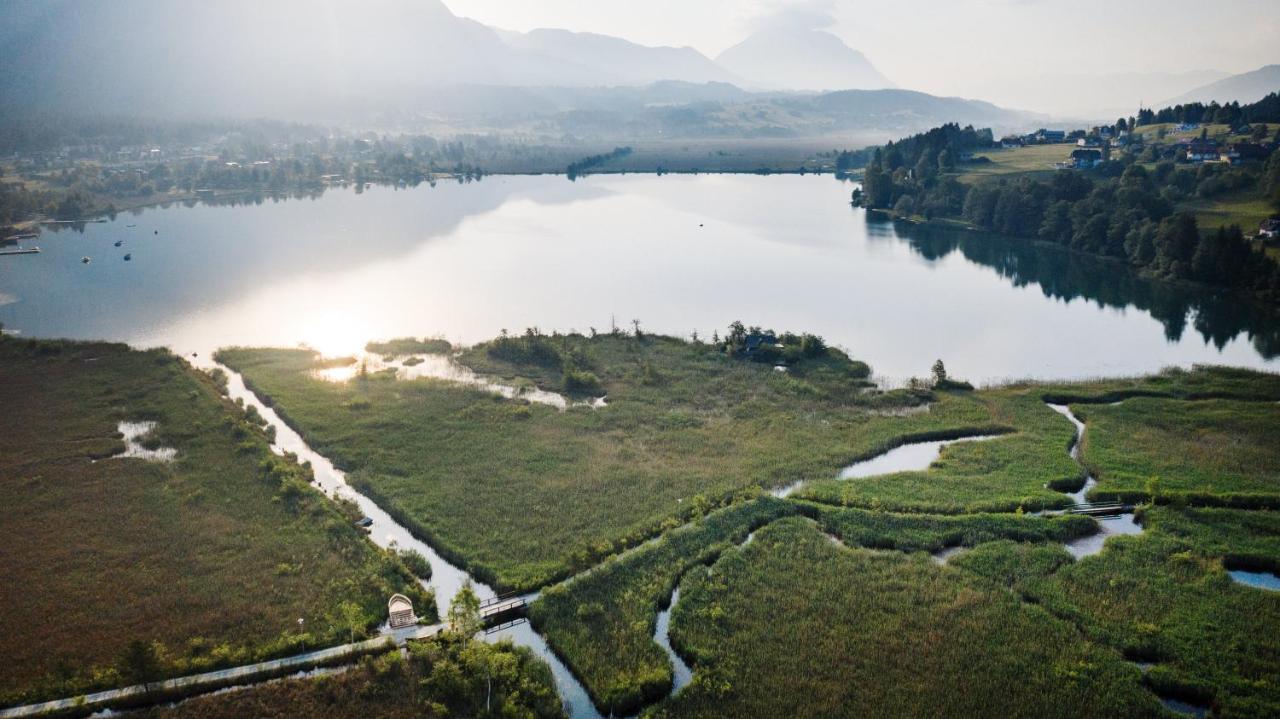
[2,174,1276,383]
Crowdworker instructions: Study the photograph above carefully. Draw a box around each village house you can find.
[1220,143,1270,164]
[1181,139,1221,163]
[1070,148,1104,169]
[1259,218,1280,241]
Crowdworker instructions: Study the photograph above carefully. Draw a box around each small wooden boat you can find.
[114,240,123,247]
[123,253,132,261]
[81,256,91,264]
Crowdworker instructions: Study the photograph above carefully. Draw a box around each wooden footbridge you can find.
[1067,502,1134,517]
[479,593,529,623]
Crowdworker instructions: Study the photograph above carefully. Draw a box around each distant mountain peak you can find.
[715,27,893,92]
[1161,64,1280,106]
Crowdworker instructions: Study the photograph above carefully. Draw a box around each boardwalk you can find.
[479,594,529,622]
[1067,502,1134,517]
[0,636,395,718]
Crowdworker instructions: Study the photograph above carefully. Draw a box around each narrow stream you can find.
[218,367,604,719]
[652,588,693,696]
[1046,403,1144,559]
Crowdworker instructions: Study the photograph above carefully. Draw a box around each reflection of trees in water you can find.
[889,220,1280,360]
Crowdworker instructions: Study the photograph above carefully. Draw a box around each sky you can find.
[446,0,1279,101]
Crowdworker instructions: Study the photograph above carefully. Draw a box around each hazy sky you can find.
[447,0,1279,98]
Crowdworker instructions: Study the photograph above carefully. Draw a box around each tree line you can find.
[1136,91,1280,128]
[853,114,1280,303]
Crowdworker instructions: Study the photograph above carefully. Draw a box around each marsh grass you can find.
[529,498,799,715]
[794,388,1083,513]
[364,337,453,357]
[973,507,1280,717]
[649,518,1163,718]
[0,339,431,707]
[218,334,1009,589]
[1074,397,1280,507]
[806,503,1097,551]
[135,636,564,719]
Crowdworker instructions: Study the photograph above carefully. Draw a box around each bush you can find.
[564,367,603,395]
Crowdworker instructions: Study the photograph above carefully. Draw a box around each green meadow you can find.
[529,499,1095,715]
[1075,396,1280,507]
[219,333,1014,590]
[217,330,1280,717]
[960,507,1280,716]
[648,518,1164,718]
[0,338,430,707]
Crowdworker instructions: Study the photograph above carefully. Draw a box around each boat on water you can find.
[0,247,41,256]
[114,240,123,247]
[126,224,136,228]
[81,256,91,264]
[123,253,132,261]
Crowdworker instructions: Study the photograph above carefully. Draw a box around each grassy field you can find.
[530,498,798,715]
[219,333,1019,590]
[136,636,564,719]
[531,498,1094,715]
[1076,396,1280,506]
[954,144,1075,184]
[793,388,1083,513]
[962,506,1280,717]
[648,518,1164,718]
[1179,188,1276,235]
[1133,123,1277,146]
[0,338,430,706]
[222,335,1280,589]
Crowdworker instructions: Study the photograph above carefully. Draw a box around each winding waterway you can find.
[1046,403,1145,558]
[217,367,603,719]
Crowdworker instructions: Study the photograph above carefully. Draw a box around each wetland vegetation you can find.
[649,518,1166,718]
[135,636,565,719]
[212,324,1280,718]
[0,337,431,707]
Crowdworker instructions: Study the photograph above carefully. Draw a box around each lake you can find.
[1,174,1276,383]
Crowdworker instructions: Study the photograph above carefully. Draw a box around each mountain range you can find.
[0,0,896,120]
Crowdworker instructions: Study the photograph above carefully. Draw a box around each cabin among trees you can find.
[388,594,417,629]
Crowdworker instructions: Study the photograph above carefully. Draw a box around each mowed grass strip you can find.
[0,339,429,706]
[218,334,1007,590]
[650,518,1163,718]
[530,498,799,716]
[962,507,1280,717]
[1075,396,1280,507]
